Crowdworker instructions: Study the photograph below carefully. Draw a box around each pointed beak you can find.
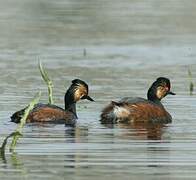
[167,91,176,95]
[85,95,94,101]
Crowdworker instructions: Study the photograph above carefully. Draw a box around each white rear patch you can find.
[113,106,130,119]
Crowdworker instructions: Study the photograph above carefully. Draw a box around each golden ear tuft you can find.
[73,84,88,101]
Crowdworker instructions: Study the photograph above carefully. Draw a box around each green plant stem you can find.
[48,84,53,104]
[0,132,20,161]
[9,92,41,152]
[38,60,54,104]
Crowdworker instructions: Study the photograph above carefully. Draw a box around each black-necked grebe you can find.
[100,77,175,124]
[11,79,94,125]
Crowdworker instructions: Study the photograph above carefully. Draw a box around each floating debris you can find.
[188,68,194,95]
[83,48,87,57]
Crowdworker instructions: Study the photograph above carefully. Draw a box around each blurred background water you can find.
[0,0,196,179]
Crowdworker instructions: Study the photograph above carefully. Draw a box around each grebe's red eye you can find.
[165,86,169,91]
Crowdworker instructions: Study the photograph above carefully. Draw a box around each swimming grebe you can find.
[11,79,94,125]
[100,77,175,124]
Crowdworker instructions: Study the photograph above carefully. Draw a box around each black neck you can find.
[147,87,161,105]
[64,90,78,118]
[65,102,77,117]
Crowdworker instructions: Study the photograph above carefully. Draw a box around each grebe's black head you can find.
[64,79,94,110]
[147,77,175,102]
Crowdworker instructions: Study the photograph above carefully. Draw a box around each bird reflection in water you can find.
[103,122,167,140]
[64,125,89,170]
